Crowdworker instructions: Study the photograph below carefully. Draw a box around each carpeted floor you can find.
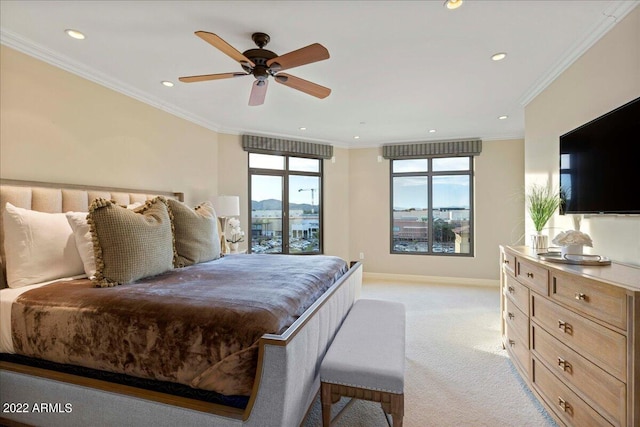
[303,279,557,427]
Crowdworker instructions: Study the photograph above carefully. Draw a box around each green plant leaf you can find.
[527,183,561,232]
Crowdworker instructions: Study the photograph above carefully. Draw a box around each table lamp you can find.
[211,195,240,254]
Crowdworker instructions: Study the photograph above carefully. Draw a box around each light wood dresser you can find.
[500,245,639,427]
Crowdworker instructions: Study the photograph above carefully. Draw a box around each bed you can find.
[0,179,362,427]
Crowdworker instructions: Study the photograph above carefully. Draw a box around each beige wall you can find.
[524,7,640,266]
[1,42,524,280]
[216,134,249,252]
[348,139,524,281]
[0,46,219,205]
[323,147,351,261]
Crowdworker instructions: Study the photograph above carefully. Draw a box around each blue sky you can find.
[393,175,470,210]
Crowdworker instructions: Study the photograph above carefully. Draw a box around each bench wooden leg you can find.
[390,392,404,427]
[321,382,404,427]
[321,382,332,427]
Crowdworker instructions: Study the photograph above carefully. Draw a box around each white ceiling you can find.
[1,1,637,148]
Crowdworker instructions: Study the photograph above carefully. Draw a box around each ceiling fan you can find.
[179,31,331,106]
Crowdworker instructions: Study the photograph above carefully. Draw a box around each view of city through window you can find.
[249,154,322,254]
[391,157,473,255]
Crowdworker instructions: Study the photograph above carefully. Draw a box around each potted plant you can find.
[526,182,561,251]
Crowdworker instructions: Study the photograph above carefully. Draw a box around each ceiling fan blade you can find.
[274,73,331,99]
[267,43,329,71]
[179,72,248,83]
[195,31,255,67]
[249,80,268,106]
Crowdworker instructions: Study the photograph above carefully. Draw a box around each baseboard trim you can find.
[363,272,499,287]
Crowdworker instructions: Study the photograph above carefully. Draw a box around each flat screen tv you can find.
[560,96,640,214]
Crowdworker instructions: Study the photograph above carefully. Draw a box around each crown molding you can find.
[3,0,628,150]
[0,28,223,134]
[518,1,638,107]
[0,27,526,151]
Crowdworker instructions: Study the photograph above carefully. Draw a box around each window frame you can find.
[248,153,324,255]
[389,156,474,257]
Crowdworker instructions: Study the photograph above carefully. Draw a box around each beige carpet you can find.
[303,279,557,427]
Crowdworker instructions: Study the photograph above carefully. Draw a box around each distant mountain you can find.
[252,199,282,210]
[252,199,315,211]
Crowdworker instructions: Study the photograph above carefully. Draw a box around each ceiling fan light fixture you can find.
[491,52,507,61]
[161,81,174,87]
[444,0,463,10]
[498,115,508,120]
[65,29,85,40]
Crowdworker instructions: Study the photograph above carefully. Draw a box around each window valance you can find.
[242,135,333,159]
[382,139,482,159]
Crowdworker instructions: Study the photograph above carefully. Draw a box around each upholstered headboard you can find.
[0,179,184,288]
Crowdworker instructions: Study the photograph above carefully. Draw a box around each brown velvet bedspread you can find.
[11,254,348,396]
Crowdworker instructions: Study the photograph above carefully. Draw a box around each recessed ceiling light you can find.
[498,115,508,120]
[353,136,360,140]
[299,127,307,131]
[65,29,85,40]
[429,129,437,133]
[161,81,174,87]
[444,0,463,10]
[491,52,507,61]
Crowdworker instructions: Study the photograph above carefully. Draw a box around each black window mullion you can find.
[283,163,289,254]
[427,158,433,254]
[248,153,323,255]
[390,156,473,257]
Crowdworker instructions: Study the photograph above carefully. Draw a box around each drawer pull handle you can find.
[558,397,571,413]
[558,320,572,334]
[557,357,572,373]
[526,272,534,278]
[508,312,514,320]
[575,292,586,301]
[508,286,515,294]
[508,339,515,347]
[504,259,510,265]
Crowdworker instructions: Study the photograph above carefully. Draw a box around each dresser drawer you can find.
[532,324,626,426]
[502,250,516,276]
[531,294,626,381]
[517,258,548,295]
[504,274,529,315]
[505,321,529,378]
[551,271,627,330]
[532,358,613,427]
[504,297,528,343]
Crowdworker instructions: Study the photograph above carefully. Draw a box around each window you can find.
[249,153,322,254]
[391,156,473,256]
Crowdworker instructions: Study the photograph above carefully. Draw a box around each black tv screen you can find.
[560,96,640,214]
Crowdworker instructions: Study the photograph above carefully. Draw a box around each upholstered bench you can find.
[320,298,406,427]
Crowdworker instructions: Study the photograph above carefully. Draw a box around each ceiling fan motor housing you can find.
[242,47,278,82]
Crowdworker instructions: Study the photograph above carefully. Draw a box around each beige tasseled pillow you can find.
[167,199,221,267]
[88,196,176,287]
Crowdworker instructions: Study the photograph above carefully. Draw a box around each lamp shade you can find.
[211,195,240,217]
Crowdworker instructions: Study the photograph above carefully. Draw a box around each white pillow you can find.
[66,212,96,278]
[3,203,85,288]
[127,201,144,210]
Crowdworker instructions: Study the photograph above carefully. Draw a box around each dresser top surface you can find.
[503,245,640,292]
